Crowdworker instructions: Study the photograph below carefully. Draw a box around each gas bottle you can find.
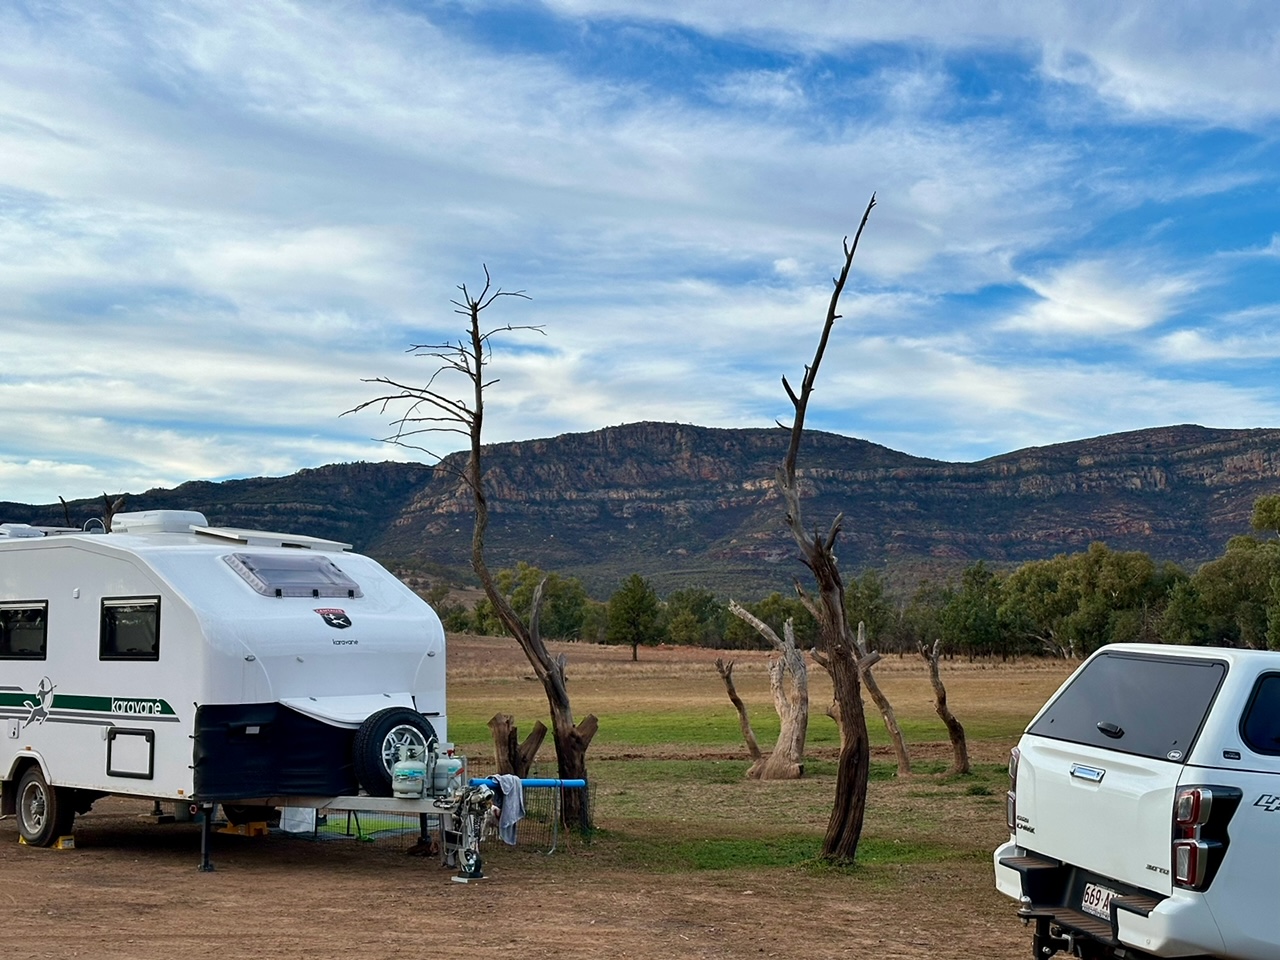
[392,744,428,798]
[433,749,466,795]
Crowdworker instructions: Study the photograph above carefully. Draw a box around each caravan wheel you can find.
[353,707,437,796]
[17,766,74,847]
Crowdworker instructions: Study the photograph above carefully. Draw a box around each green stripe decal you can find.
[0,692,177,716]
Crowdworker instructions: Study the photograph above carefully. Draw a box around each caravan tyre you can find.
[353,708,438,796]
[16,765,74,847]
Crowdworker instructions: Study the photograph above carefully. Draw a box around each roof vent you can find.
[0,523,45,539]
[111,510,209,534]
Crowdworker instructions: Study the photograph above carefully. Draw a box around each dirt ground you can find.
[0,639,1052,959]
[0,800,1027,960]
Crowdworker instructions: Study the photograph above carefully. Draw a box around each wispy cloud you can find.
[0,0,1278,504]
[1000,260,1197,337]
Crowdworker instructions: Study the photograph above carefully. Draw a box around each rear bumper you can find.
[994,840,1228,958]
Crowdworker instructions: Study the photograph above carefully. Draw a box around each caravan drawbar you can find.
[0,510,447,846]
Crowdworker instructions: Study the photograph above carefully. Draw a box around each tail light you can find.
[1006,747,1020,834]
[1172,785,1241,890]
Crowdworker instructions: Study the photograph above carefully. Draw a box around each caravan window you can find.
[0,601,48,660]
[225,552,363,599]
[100,598,160,661]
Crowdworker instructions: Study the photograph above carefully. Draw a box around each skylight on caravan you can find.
[225,553,363,599]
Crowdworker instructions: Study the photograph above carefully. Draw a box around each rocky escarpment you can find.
[367,422,1280,595]
[8,423,1280,597]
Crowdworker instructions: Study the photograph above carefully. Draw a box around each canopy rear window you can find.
[1242,674,1280,756]
[1028,651,1226,762]
[225,553,363,599]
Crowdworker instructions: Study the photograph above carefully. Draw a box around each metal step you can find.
[1018,905,1116,944]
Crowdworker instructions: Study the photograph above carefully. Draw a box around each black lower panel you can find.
[194,703,358,801]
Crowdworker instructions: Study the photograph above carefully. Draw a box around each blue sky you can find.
[3,1,1279,504]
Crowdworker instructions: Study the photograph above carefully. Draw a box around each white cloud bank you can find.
[0,1,1278,503]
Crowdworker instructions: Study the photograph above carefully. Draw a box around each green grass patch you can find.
[598,830,961,872]
[617,833,821,870]
[852,837,963,865]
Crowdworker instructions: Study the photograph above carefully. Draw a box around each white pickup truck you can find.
[994,643,1280,960]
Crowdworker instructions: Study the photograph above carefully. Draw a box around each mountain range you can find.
[6,421,1280,598]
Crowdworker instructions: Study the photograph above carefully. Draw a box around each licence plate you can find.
[1081,882,1119,921]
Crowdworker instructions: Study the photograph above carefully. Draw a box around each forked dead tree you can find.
[724,603,808,779]
[920,639,970,775]
[349,268,597,828]
[488,713,548,779]
[101,493,126,532]
[775,194,877,862]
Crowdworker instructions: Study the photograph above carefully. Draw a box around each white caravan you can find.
[0,510,446,846]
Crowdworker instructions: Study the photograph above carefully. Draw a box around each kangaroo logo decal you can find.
[22,677,56,728]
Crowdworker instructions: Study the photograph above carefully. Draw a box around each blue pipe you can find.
[469,777,587,788]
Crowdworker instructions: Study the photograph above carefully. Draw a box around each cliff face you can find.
[7,422,1280,597]
[368,422,1280,595]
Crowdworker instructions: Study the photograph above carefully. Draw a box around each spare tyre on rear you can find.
[353,707,438,796]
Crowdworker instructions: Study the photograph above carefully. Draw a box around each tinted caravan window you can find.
[0,602,48,660]
[1028,651,1225,762]
[100,598,160,661]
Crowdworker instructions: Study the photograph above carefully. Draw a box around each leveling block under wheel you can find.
[17,835,75,849]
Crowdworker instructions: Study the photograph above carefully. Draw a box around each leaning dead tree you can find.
[776,195,877,862]
[855,622,910,776]
[713,658,764,768]
[350,268,598,828]
[810,620,910,777]
[723,603,808,779]
[920,639,970,775]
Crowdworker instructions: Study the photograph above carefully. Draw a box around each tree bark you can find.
[714,658,763,770]
[488,713,547,778]
[726,603,807,779]
[855,621,911,776]
[920,639,970,775]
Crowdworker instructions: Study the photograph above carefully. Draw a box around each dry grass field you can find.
[0,635,1075,960]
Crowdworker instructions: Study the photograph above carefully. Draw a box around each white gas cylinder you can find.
[432,753,466,795]
[392,745,428,798]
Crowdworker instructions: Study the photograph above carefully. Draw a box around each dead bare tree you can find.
[349,268,598,828]
[714,658,764,769]
[775,194,877,862]
[725,603,808,779]
[920,639,970,775]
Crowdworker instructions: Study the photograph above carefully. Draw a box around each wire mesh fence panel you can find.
[275,760,592,858]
